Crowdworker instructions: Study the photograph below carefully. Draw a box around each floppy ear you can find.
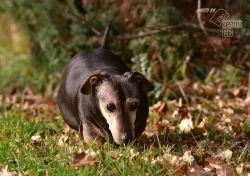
[125,72,154,93]
[81,72,109,95]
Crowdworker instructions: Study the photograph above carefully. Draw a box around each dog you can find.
[58,25,154,145]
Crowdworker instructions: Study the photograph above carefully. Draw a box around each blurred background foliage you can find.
[0,0,249,102]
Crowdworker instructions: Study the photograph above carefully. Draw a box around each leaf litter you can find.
[72,150,100,167]
[0,68,250,175]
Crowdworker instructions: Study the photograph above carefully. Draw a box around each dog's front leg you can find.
[81,122,105,144]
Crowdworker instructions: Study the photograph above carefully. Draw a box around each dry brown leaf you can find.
[72,151,100,167]
[169,78,192,96]
[172,162,188,175]
[216,164,235,176]
[0,166,17,176]
[150,101,168,119]
[187,170,217,176]
[172,104,190,121]
[105,168,119,176]
[182,56,191,76]
[31,133,42,143]
[24,86,34,96]
[182,150,195,166]
[170,155,181,166]
[129,149,139,159]
[247,154,250,162]
[150,101,162,111]
[206,156,225,169]
[245,96,250,108]
[232,86,246,97]
[245,69,250,108]
[206,156,235,176]
[58,134,69,147]
[201,85,215,97]
[187,164,217,176]
[218,99,224,108]
[236,163,245,175]
[179,118,194,133]
[216,150,233,162]
[31,133,42,148]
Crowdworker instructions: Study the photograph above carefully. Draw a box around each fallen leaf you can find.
[218,99,224,108]
[105,168,119,176]
[217,150,233,162]
[31,133,42,148]
[206,156,235,176]
[24,86,34,96]
[182,151,195,166]
[129,149,139,159]
[232,86,247,97]
[0,166,17,176]
[245,95,250,107]
[169,78,192,97]
[173,162,188,175]
[245,69,250,106]
[179,118,194,133]
[188,170,217,176]
[206,156,225,169]
[31,133,42,142]
[236,163,245,175]
[72,151,100,167]
[170,155,181,166]
[182,56,191,76]
[216,164,235,176]
[201,85,215,97]
[150,101,168,119]
[188,164,217,176]
[58,134,69,146]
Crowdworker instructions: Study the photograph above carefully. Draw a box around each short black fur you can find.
[58,26,153,144]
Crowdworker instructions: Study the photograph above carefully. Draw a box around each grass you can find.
[0,108,175,175]
[1,85,249,175]
[0,46,249,174]
[0,11,249,176]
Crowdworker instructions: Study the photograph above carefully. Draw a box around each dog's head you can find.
[81,72,153,144]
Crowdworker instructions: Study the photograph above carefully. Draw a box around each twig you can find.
[143,23,223,33]
[157,54,167,84]
[237,143,249,163]
[56,1,250,40]
[246,67,250,120]
[225,0,229,12]
[115,22,250,40]
[115,28,167,40]
[247,67,250,99]
[197,0,216,51]
[115,23,219,40]
[55,1,102,36]
[228,141,245,150]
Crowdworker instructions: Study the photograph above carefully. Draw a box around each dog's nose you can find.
[121,133,133,145]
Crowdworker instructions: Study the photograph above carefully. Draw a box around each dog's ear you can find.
[81,72,109,95]
[125,72,154,93]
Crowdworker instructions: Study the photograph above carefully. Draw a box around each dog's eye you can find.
[130,102,139,111]
[107,103,116,112]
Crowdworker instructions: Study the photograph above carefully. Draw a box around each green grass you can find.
[0,47,248,175]
[0,109,174,175]
[0,11,249,176]
[1,95,249,175]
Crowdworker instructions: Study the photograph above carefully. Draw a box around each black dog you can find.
[58,25,153,144]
